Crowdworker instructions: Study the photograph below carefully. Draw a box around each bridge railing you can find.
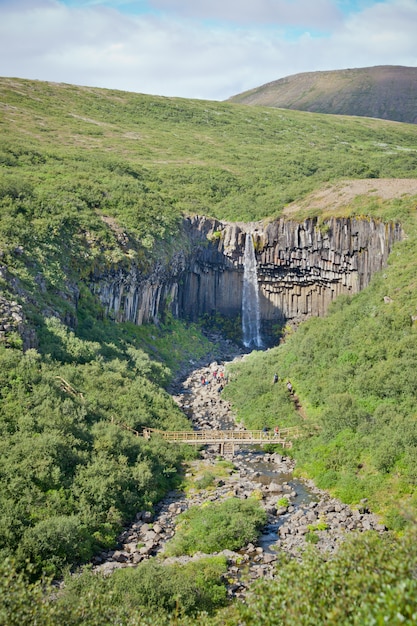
[142,427,301,443]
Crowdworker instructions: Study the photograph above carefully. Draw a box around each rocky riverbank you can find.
[92,356,387,600]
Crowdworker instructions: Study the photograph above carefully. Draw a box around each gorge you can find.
[90,215,403,341]
[2,76,417,624]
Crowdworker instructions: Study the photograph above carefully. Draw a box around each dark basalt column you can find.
[89,216,403,330]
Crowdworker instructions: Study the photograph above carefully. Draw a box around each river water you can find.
[235,451,318,554]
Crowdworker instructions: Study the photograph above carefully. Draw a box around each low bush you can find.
[16,516,94,579]
[230,528,417,625]
[58,556,228,619]
[164,497,267,556]
[277,497,289,507]
[305,531,319,544]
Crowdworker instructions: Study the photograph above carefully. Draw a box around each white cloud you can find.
[337,0,417,62]
[0,0,415,100]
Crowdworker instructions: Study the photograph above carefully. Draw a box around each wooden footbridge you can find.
[142,427,301,455]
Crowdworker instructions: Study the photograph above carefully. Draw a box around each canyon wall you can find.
[89,216,403,332]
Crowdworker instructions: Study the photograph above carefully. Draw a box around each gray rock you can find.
[96,562,124,575]
[112,551,129,563]
[139,543,154,555]
[124,542,139,554]
[269,482,284,493]
[263,553,277,564]
[131,553,143,564]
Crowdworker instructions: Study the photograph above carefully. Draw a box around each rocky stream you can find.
[92,349,387,600]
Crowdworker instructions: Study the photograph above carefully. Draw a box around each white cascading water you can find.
[242,232,263,349]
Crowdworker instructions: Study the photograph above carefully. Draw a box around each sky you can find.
[0,0,416,101]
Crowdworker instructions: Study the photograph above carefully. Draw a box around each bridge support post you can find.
[219,442,235,456]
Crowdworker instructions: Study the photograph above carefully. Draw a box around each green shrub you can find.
[110,557,228,615]
[277,497,289,507]
[307,520,329,533]
[333,473,367,504]
[0,559,55,626]
[305,531,319,544]
[0,558,124,626]
[233,528,417,625]
[59,557,228,618]
[16,516,94,578]
[165,497,267,556]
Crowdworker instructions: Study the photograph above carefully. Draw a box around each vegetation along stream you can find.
[89,355,387,602]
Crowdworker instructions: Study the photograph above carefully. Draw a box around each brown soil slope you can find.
[228,66,417,124]
[283,178,417,216]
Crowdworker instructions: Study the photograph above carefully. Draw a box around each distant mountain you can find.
[228,65,417,124]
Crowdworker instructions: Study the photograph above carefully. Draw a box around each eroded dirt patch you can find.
[283,178,417,215]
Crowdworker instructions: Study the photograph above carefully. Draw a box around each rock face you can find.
[255,217,402,325]
[0,295,36,350]
[0,261,79,351]
[90,216,402,333]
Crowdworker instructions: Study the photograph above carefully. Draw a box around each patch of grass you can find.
[194,472,216,491]
[277,497,290,508]
[164,497,267,556]
[183,458,237,495]
[305,531,320,544]
[308,520,329,532]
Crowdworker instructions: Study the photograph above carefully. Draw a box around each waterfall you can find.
[242,232,263,348]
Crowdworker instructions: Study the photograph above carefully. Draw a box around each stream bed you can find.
[92,355,387,599]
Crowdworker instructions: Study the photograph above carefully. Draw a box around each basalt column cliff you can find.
[90,216,403,334]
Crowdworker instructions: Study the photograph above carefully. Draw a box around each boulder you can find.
[112,551,129,563]
[269,482,284,493]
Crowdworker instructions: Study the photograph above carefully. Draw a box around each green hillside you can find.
[1,78,417,624]
[1,76,417,229]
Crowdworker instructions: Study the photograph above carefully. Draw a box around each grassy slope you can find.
[1,77,416,344]
[1,76,417,230]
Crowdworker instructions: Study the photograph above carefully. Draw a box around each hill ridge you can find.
[227,65,417,124]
